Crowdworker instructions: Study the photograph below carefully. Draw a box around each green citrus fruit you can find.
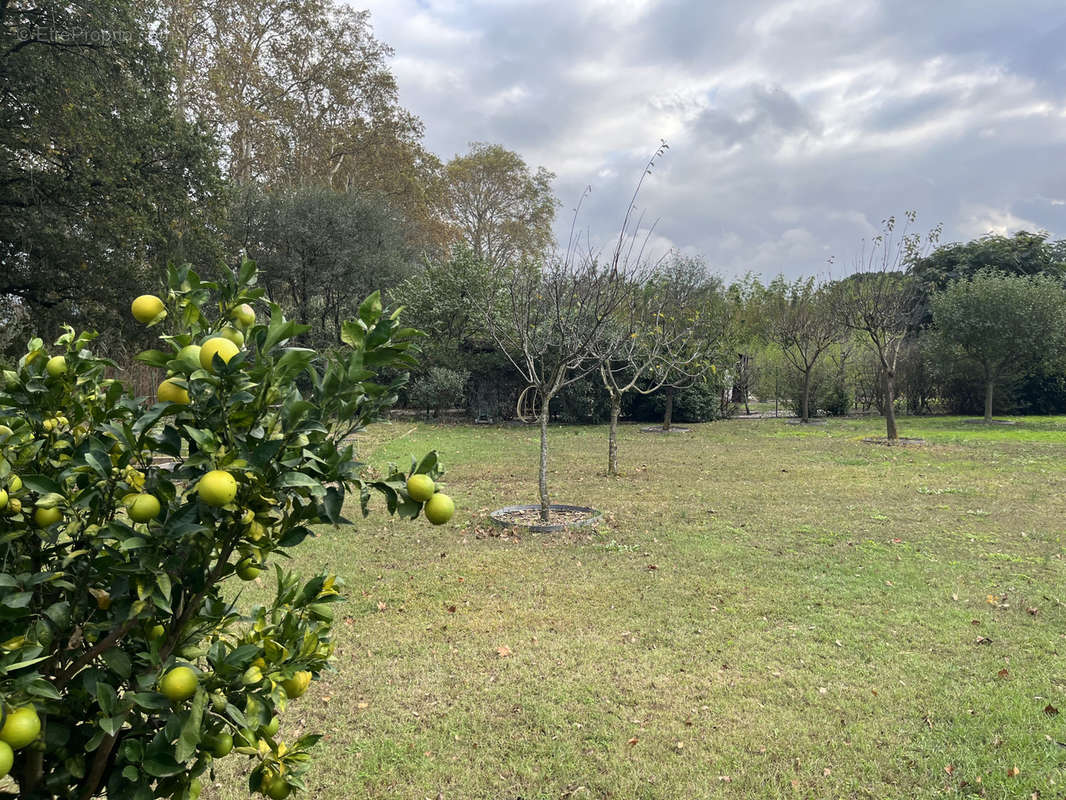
[232,303,256,328]
[45,355,67,377]
[7,475,20,492]
[127,493,161,523]
[176,344,202,371]
[0,490,7,510]
[0,739,12,777]
[199,337,240,371]
[261,716,279,737]
[159,666,198,702]
[406,474,436,502]
[220,326,245,347]
[131,294,166,323]
[148,624,166,640]
[282,670,312,699]
[0,424,12,440]
[204,731,233,757]
[157,378,190,405]
[0,706,41,749]
[261,774,291,800]
[424,493,455,525]
[7,498,20,514]
[33,506,62,527]
[198,470,237,507]
[236,558,262,581]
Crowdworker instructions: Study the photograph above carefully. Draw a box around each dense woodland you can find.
[4,0,1066,426]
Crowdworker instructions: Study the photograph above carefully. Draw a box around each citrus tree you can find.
[0,258,453,799]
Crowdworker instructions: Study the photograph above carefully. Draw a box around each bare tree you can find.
[486,145,667,520]
[836,212,941,440]
[595,253,717,476]
[765,277,843,422]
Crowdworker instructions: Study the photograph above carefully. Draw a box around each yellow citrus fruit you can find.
[0,739,11,778]
[127,493,161,523]
[424,493,455,525]
[159,666,198,702]
[282,670,312,699]
[157,378,190,405]
[0,706,41,749]
[0,490,6,510]
[33,506,62,527]
[198,470,237,507]
[199,337,240,371]
[45,355,67,377]
[232,303,256,328]
[7,498,20,514]
[220,326,245,347]
[235,558,262,581]
[131,294,166,323]
[7,475,20,492]
[406,474,435,503]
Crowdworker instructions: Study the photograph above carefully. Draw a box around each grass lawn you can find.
[205,415,1066,799]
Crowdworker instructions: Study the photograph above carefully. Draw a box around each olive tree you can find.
[0,259,445,799]
[930,270,1066,422]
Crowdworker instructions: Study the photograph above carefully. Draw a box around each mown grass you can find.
[205,416,1066,799]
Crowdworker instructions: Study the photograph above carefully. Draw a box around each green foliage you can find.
[231,186,417,350]
[408,368,469,418]
[0,259,442,798]
[0,0,225,354]
[930,270,1066,419]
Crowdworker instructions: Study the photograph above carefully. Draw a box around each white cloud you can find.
[358,0,1066,279]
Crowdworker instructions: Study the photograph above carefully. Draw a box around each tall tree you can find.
[0,0,225,353]
[837,212,941,441]
[163,0,445,252]
[440,142,558,270]
[765,277,842,423]
[930,270,1066,422]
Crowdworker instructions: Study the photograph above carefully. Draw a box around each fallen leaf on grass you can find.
[496,645,512,658]
[1027,607,1039,616]
[975,636,992,645]
[717,776,731,782]
[356,701,369,709]
[944,765,955,775]
[446,605,456,613]
[647,564,658,571]
[627,737,639,746]
[1044,704,1059,716]
[377,601,387,612]
[1007,766,1020,778]
[997,668,1010,679]
[823,768,831,777]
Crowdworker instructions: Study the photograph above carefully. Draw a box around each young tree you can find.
[930,270,1066,422]
[765,278,843,422]
[837,212,942,440]
[596,254,717,475]
[0,260,448,798]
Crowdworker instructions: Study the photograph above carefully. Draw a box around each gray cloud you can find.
[360,0,1066,281]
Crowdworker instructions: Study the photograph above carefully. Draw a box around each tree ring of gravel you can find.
[640,426,691,434]
[785,418,827,425]
[962,419,1017,425]
[861,436,926,446]
[489,504,603,533]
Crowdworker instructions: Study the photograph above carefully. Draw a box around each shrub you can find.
[408,367,469,417]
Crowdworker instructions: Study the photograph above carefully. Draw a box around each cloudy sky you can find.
[359,0,1066,281]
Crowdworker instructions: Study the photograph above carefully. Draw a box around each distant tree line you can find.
[4,0,1066,439]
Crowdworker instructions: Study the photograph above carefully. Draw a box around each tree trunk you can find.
[608,395,621,476]
[663,387,674,431]
[984,378,994,424]
[883,368,898,440]
[538,398,551,522]
[801,371,811,422]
